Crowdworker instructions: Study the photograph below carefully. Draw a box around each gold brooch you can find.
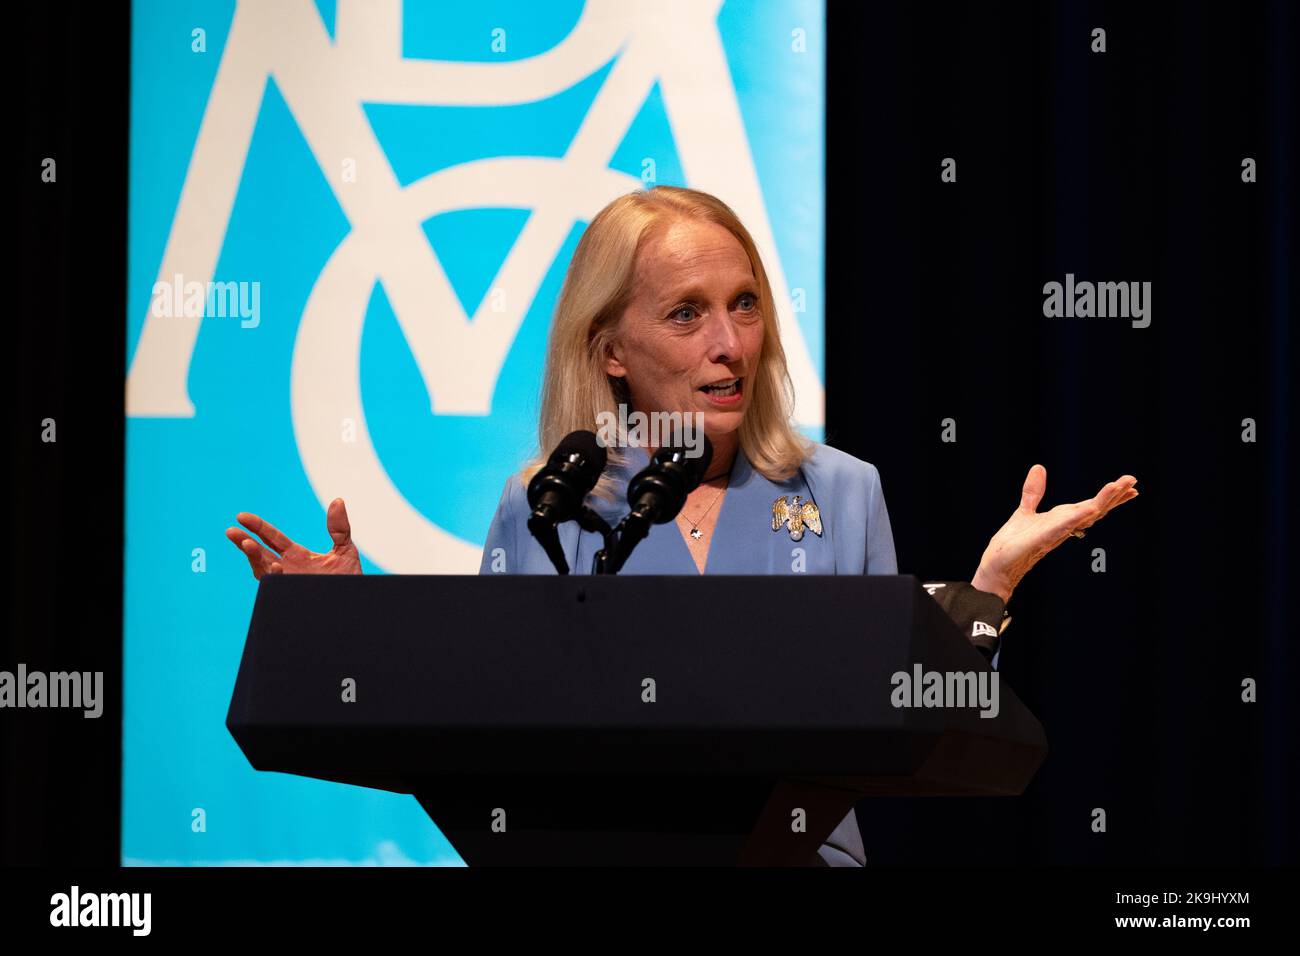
[772,495,823,541]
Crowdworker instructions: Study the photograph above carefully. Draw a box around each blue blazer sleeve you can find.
[800,443,897,575]
[862,461,898,576]
[478,477,521,574]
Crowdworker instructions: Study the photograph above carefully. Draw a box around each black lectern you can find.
[226,574,1047,866]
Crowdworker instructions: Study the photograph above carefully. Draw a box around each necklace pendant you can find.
[690,527,703,540]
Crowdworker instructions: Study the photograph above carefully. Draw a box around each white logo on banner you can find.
[126,0,823,572]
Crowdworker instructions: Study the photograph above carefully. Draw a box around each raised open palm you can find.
[225,498,362,580]
[971,465,1138,603]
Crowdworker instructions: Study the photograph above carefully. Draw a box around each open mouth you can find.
[699,377,744,401]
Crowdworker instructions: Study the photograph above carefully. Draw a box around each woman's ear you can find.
[604,340,627,379]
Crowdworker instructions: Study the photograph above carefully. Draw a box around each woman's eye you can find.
[736,293,757,312]
[670,305,698,323]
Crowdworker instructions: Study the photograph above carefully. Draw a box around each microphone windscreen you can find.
[648,433,714,494]
[552,429,607,475]
[551,431,608,496]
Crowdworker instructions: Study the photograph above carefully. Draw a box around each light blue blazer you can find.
[479,441,898,578]
[477,441,904,866]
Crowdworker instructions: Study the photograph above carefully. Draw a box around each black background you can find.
[4,0,1296,870]
[5,3,128,865]
[828,0,1296,864]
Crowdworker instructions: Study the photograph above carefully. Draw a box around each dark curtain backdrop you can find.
[4,0,1295,866]
[4,4,127,864]
[828,0,1296,864]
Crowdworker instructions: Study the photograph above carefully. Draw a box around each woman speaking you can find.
[226,186,1138,866]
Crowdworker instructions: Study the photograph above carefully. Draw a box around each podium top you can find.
[227,575,1047,796]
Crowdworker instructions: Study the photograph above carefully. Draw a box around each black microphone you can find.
[526,431,608,573]
[606,437,713,573]
[625,436,714,524]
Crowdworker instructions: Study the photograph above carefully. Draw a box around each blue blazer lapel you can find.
[704,448,834,575]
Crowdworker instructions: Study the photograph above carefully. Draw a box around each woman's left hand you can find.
[970,465,1139,604]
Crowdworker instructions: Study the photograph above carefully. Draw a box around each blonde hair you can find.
[522,185,812,501]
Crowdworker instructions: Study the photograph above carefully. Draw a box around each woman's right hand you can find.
[225,498,363,579]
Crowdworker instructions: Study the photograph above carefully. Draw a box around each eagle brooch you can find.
[771,495,823,541]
